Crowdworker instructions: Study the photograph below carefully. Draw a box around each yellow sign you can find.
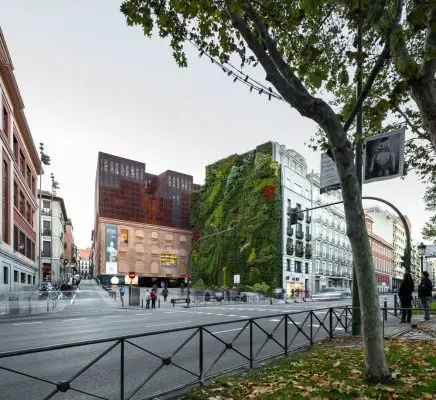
[120,229,129,244]
[160,253,178,266]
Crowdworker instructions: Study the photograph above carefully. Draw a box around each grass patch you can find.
[189,338,436,399]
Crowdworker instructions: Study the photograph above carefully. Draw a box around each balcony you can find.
[297,212,304,220]
[287,227,293,236]
[295,247,304,258]
[296,230,304,239]
[42,229,52,236]
[286,240,294,255]
[306,215,312,224]
[41,208,52,216]
[41,251,52,258]
[287,207,294,215]
[305,233,312,241]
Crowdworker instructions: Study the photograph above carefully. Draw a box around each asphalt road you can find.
[0,282,401,400]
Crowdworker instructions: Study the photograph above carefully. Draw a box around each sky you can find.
[0,0,431,249]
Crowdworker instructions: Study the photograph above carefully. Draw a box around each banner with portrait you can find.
[320,153,341,194]
[105,224,118,274]
[363,128,405,184]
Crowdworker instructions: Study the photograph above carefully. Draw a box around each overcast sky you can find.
[1,0,431,249]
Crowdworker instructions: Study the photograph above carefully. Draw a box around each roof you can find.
[78,248,91,260]
[0,27,40,174]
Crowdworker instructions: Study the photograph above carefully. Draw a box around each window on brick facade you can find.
[19,150,25,174]
[19,231,25,255]
[19,191,24,215]
[26,166,31,187]
[14,181,18,207]
[2,106,9,137]
[32,176,35,196]
[26,202,31,223]
[13,225,18,251]
[13,135,18,161]
[26,237,31,259]
[2,159,9,244]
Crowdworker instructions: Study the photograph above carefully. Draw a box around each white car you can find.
[311,288,351,301]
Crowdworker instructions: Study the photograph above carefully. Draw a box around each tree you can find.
[422,183,436,240]
[119,0,434,382]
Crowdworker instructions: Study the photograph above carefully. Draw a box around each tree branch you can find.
[421,5,436,78]
[343,0,404,133]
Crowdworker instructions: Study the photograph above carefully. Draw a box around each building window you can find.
[305,262,309,274]
[43,220,51,235]
[293,183,302,195]
[32,176,35,196]
[42,241,51,257]
[2,106,9,137]
[42,200,50,212]
[13,135,18,160]
[103,159,108,172]
[295,261,302,273]
[14,181,18,207]
[286,259,291,272]
[32,276,35,285]
[26,202,31,223]
[19,150,25,175]
[115,162,119,175]
[26,166,31,187]
[20,272,25,284]
[19,231,25,255]
[27,274,31,284]
[2,159,9,244]
[121,163,125,176]
[14,270,18,282]
[26,237,31,259]
[19,191,24,215]
[168,175,171,187]
[3,267,8,284]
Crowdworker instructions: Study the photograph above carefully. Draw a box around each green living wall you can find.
[190,142,282,289]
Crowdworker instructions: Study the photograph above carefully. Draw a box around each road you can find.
[0,282,403,400]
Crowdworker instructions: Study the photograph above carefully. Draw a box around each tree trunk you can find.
[314,105,391,383]
[409,75,436,153]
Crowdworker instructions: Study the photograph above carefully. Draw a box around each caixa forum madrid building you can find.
[92,152,200,287]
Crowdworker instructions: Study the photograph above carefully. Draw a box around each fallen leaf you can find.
[333,361,341,368]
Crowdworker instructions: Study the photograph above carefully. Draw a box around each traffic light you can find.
[184,276,189,284]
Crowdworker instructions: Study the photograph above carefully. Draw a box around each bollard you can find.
[383,298,388,321]
[141,298,143,308]
[394,294,398,316]
[28,297,31,314]
[158,299,160,308]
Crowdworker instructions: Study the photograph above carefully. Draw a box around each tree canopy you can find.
[422,183,436,241]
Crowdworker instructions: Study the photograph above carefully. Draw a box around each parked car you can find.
[311,288,351,301]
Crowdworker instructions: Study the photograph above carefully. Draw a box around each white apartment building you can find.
[78,248,91,276]
[308,173,353,292]
[272,143,313,296]
[411,242,422,286]
[365,207,411,290]
[36,190,67,283]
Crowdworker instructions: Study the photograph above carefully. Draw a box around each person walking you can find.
[144,289,150,309]
[418,271,433,321]
[119,285,126,308]
[150,289,157,309]
[398,272,414,323]
[162,287,169,302]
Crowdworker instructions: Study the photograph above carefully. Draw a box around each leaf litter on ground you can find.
[189,338,436,400]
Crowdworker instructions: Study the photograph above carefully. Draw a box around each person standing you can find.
[119,285,126,307]
[398,272,414,323]
[144,289,150,309]
[418,271,433,321]
[150,289,157,309]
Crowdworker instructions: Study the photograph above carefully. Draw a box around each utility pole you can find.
[352,0,363,336]
[38,143,50,286]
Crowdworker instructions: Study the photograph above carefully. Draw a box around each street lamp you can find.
[417,242,426,274]
[38,143,51,286]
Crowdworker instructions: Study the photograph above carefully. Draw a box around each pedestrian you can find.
[162,287,168,302]
[418,271,433,321]
[398,272,414,323]
[119,285,126,307]
[150,289,157,309]
[144,289,150,309]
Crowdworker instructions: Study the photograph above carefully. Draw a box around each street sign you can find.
[128,272,136,279]
[233,274,240,284]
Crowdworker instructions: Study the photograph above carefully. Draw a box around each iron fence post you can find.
[329,308,333,338]
[310,312,313,345]
[394,294,398,316]
[284,314,288,356]
[249,319,253,368]
[199,328,204,384]
[383,298,387,321]
[120,339,125,400]
[345,307,348,332]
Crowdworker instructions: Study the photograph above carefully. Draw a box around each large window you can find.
[2,106,9,137]
[3,267,8,284]
[42,241,51,257]
[19,150,25,175]
[19,191,24,215]
[2,159,9,244]
[19,231,25,255]
[295,261,302,273]
[26,202,31,224]
[13,181,18,207]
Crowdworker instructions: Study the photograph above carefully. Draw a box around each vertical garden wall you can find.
[190,142,282,289]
